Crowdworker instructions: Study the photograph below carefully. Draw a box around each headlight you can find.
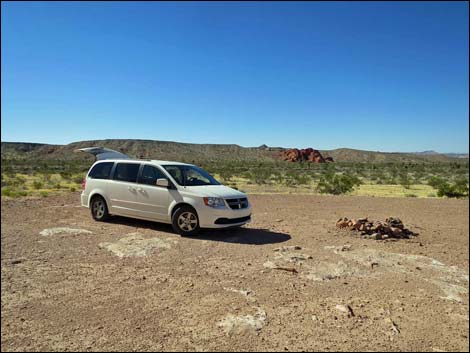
[203,197,226,208]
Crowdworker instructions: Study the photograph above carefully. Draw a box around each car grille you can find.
[225,197,249,210]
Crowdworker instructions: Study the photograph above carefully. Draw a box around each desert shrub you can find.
[1,177,8,187]
[73,175,84,184]
[399,173,411,189]
[316,173,362,195]
[271,172,285,185]
[60,171,72,179]
[427,176,447,189]
[2,189,28,197]
[405,193,417,198]
[40,191,49,197]
[294,173,311,186]
[454,177,469,193]
[33,181,43,190]
[250,169,271,185]
[7,178,20,187]
[436,178,469,198]
[69,186,76,192]
[283,171,299,187]
[15,175,27,184]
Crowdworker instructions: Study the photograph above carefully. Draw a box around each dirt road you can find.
[1,193,469,351]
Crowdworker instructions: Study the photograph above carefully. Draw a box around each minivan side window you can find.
[138,165,167,186]
[113,163,140,183]
[88,162,114,179]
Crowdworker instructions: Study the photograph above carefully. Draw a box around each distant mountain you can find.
[413,150,440,155]
[412,150,469,159]
[1,140,468,163]
[442,153,469,159]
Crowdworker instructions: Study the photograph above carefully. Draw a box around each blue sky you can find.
[1,1,468,152]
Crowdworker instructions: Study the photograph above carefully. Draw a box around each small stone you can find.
[371,233,382,240]
[335,304,354,317]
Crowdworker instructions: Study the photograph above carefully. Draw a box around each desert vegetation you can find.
[1,156,468,199]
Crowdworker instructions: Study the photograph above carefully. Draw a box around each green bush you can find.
[399,173,411,189]
[294,173,311,186]
[72,175,84,184]
[271,172,285,185]
[40,191,49,197]
[33,181,43,190]
[428,176,446,189]
[2,189,28,197]
[436,178,469,198]
[250,169,271,185]
[60,171,72,179]
[2,188,12,197]
[218,169,233,182]
[316,173,362,195]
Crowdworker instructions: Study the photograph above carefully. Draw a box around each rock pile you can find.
[280,148,334,163]
[335,217,417,240]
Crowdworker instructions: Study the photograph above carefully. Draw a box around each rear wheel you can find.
[172,206,200,236]
[90,196,110,221]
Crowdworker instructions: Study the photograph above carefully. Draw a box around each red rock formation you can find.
[280,148,333,163]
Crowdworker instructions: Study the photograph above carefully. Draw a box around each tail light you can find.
[82,178,86,190]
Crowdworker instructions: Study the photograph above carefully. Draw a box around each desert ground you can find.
[1,193,469,351]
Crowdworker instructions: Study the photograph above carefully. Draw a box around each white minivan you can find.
[79,147,251,236]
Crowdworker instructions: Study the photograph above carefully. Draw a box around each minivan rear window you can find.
[114,163,140,183]
[88,162,114,179]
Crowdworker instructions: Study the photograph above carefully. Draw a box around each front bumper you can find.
[198,204,252,228]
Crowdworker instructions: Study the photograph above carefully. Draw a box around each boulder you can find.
[279,148,331,163]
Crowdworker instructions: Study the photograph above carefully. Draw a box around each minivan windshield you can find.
[163,165,220,186]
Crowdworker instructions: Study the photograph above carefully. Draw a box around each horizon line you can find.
[1,138,468,155]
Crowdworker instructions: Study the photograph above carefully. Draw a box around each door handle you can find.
[128,186,136,192]
[137,187,143,192]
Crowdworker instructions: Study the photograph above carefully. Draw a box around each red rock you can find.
[279,148,330,163]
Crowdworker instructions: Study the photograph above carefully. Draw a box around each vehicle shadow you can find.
[106,216,291,245]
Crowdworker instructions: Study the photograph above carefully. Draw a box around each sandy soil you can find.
[1,193,469,351]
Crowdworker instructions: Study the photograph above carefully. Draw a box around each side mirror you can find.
[156,178,169,188]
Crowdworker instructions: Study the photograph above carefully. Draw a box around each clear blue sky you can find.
[1,1,469,152]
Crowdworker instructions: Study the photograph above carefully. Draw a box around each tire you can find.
[172,205,200,236]
[90,195,110,221]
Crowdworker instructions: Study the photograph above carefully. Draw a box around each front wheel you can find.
[172,206,200,236]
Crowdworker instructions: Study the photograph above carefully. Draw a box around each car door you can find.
[107,162,142,217]
[134,164,172,221]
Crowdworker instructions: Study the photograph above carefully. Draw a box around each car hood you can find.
[184,185,247,198]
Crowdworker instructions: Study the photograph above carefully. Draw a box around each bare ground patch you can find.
[1,193,468,351]
[98,232,177,258]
